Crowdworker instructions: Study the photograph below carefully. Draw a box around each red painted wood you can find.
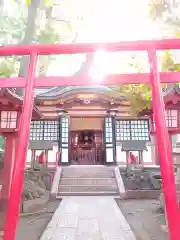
[32,72,180,86]
[151,128,180,134]
[0,72,179,88]
[1,39,180,56]
[148,49,180,240]
[0,133,16,229]
[0,134,16,199]
[4,53,38,240]
[166,104,180,109]
[0,77,26,88]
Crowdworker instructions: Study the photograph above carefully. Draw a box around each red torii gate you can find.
[1,39,180,240]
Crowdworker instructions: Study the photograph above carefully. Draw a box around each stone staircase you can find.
[57,166,119,197]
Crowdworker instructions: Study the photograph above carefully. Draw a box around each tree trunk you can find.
[38,6,53,76]
[16,0,40,96]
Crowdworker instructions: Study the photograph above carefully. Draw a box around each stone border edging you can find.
[114,166,126,198]
[124,189,161,199]
[51,167,62,198]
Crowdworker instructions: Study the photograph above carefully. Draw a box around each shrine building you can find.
[0,85,180,169]
[27,85,153,168]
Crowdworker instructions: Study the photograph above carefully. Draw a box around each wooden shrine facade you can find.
[28,115,152,166]
[27,84,180,167]
[22,85,155,167]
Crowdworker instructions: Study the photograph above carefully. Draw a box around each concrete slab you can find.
[40,196,136,240]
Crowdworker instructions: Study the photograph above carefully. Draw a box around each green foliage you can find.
[117,0,180,117]
[0,58,18,77]
[162,51,180,72]
[119,49,180,116]
[0,1,74,77]
[116,84,152,116]
[148,0,168,20]
[35,25,62,44]
[0,136,5,151]
[13,0,53,6]
[43,0,53,6]
[0,14,26,44]
[112,55,152,116]
[148,0,179,21]
[148,0,180,34]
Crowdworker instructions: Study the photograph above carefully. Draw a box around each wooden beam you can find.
[1,72,180,88]
[1,39,180,56]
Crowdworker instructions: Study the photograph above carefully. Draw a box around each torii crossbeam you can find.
[1,39,180,240]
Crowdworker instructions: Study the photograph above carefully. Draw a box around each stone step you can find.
[57,191,119,197]
[58,185,118,192]
[62,167,114,172]
[60,178,117,186]
[62,166,114,174]
[56,166,118,199]
[62,166,114,171]
[62,171,114,178]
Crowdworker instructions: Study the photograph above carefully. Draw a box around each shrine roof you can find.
[163,84,180,104]
[36,86,115,99]
[121,141,148,151]
[29,140,53,150]
[0,88,42,118]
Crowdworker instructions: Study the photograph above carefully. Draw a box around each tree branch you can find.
[16,0,41,96]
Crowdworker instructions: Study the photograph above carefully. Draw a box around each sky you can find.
[76,0,161,42]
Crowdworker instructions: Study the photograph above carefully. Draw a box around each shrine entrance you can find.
[70,130,103,165]
[70,117,103,165]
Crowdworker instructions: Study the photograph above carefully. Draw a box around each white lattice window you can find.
[0,111,18,129]
[30,120,59,141]
[165,110,178,128]
[116,119,150,141]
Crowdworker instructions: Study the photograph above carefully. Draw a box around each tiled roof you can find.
[36,86,115,99]
[121,141,147,151]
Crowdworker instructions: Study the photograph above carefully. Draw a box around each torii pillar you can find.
[0,133,17,231]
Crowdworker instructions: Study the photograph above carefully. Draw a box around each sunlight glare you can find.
[89,49,110,83]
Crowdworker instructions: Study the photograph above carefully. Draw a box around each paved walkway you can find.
[40,197,136,240]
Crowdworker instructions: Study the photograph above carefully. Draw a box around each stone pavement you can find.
[40,197,136,240]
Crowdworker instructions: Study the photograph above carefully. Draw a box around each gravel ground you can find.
[16,199,60,240]
[116,199,168,240]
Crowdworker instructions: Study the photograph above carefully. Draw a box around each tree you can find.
[0,58,17,77]
[112,49,180,116]
[161,50,180,72]
[148,0,173,21]
[148,0,180,35]
[114,1,180,117]
[0,0,80,85]
[17,0,41,91]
